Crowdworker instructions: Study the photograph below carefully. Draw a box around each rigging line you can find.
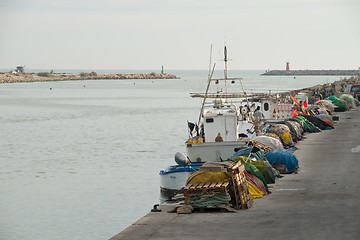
[198,45,214,127]
[208,45,213,82]
[240,78,251,108]
[198,62,216,127]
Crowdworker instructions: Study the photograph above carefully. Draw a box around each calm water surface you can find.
[0,70,344,239]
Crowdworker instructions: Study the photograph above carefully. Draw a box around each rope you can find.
[187,193,231,208]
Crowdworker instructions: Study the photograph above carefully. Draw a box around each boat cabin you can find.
[260,98,293,119]
[203,101,238,142]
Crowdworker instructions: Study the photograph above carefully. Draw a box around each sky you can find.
[0,0,359,70]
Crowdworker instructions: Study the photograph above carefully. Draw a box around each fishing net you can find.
[229,146,267,161]
[339,94,356,109]
[302,115,334,130]
[231,156,266,175]
[262,133,281,141]
[245,171,268,197]
[327,96,348,110]
[293,116,321,133]
[267,124,294,146]
[187,193,232,207]
[253,135,284,150]
[186,170,231,185]
[285,120,303,142]
[314,100,335,113]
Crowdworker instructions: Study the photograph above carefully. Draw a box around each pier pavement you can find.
[111,108,360,240]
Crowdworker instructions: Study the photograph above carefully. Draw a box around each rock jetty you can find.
[262,69,360,76]
[0,72,178,83]
[281,76,359,102]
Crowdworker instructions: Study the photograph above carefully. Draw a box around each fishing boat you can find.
[159,153,203,193]
[159,47,316,192]
[160,46,261,192]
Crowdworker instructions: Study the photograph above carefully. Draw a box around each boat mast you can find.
[224,46,228,96]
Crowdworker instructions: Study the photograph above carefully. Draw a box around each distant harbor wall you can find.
[262,69,360,76]
[0,72,178,83]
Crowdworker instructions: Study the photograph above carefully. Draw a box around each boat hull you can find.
[159,163,203,191]
[186,141,247,162]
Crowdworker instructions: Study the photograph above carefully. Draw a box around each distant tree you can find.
[80,72,89,77]
[37,72,51,77]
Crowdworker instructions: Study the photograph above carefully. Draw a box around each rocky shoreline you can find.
[285,76,359,102]
[0,72,178,83]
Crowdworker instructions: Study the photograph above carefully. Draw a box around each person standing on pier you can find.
[253,106,265,120]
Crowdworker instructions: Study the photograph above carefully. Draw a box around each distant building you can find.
[17,66,25,73]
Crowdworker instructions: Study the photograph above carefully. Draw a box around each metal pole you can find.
[198,63,216,127]
[224,46,228,97]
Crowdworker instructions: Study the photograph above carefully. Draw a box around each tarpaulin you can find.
[247,181,264,199]
[265,149,299,173]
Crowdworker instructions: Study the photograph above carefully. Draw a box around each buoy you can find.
[175,152,189,165]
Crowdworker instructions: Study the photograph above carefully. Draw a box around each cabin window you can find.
[206,118,214,123]
[264,102,269,111]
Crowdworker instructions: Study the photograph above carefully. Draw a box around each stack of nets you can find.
[185,170,232,207]
[314,100,335,113]
[267,124,294,147]
[284,120,304,142]
[339,94,356,109]
[293,116,320,133]
[328,96,349,111]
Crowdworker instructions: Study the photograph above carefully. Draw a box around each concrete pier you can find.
[111,109,360,240]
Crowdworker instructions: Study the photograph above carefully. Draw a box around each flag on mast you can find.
[290,95,300,105]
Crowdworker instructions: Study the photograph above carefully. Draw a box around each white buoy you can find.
[174,152,189,165]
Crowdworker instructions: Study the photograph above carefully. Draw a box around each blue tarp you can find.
[265,149,299,173]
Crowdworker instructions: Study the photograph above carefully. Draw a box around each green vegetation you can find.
[80,72,89,77]
[37,72,52,77]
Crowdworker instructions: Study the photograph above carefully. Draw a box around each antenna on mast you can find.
[224,46,228,97]
[224,46,228,80]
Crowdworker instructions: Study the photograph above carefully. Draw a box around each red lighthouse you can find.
[286,61,290,71]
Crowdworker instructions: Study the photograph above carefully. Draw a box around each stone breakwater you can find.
[0,72,178,83]
[283,76,359,102]
[262,69,360,76]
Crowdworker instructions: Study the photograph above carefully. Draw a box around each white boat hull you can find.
[160,163,203,191]
[186,141,247,162]
[160,171,193,191]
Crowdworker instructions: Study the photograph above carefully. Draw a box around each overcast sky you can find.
[0,0,359,70]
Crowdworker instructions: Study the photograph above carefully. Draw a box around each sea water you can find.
[0,70,344,239]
